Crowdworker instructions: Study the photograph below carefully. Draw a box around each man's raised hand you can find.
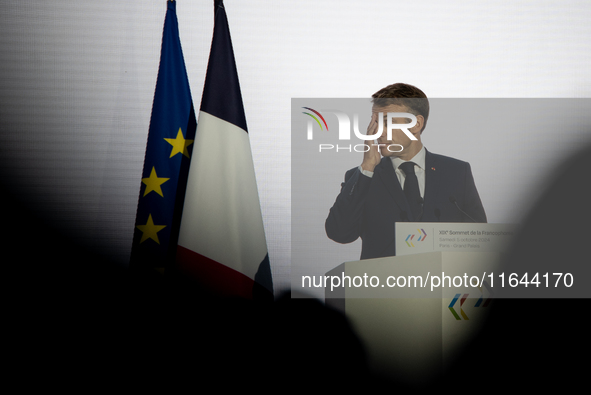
[360,112,381,172]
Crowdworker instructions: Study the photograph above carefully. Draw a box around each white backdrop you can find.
[1,1,590,296]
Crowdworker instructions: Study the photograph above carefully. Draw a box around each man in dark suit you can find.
[325,83,486,260]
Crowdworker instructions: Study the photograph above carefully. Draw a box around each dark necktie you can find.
[399,161,423,221]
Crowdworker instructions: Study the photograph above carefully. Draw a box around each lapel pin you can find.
[431,167,436,171]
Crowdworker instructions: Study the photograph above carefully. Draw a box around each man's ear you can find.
[414,114,425,136]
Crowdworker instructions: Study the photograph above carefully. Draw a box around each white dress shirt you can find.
[359,146,426,197]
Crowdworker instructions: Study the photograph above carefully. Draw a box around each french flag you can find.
[176,0,273,300]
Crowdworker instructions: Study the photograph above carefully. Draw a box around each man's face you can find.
[372,104,422,158]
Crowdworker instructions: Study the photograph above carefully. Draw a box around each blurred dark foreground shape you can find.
[5,141,591,390]
[440,141,591,391]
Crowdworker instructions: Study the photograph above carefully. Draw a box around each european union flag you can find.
[130,0,196,271]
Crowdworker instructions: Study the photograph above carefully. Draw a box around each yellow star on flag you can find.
[164,127,194,158]
[136,214,166,244]
[142,167,170,197]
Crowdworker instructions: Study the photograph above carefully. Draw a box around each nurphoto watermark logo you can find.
[301,107,417,153]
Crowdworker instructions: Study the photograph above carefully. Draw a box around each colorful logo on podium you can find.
[405,228,427,247]
[449,284,494,320]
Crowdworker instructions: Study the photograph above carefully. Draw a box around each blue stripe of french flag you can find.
[176,0,273,300]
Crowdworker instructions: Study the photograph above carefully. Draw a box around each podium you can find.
[325,251,502,384]
[324,223,514,385]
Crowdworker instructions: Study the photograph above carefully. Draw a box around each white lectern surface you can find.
[325,249,503,385]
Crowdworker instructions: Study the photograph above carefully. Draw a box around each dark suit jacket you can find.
[325,149,486,260]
